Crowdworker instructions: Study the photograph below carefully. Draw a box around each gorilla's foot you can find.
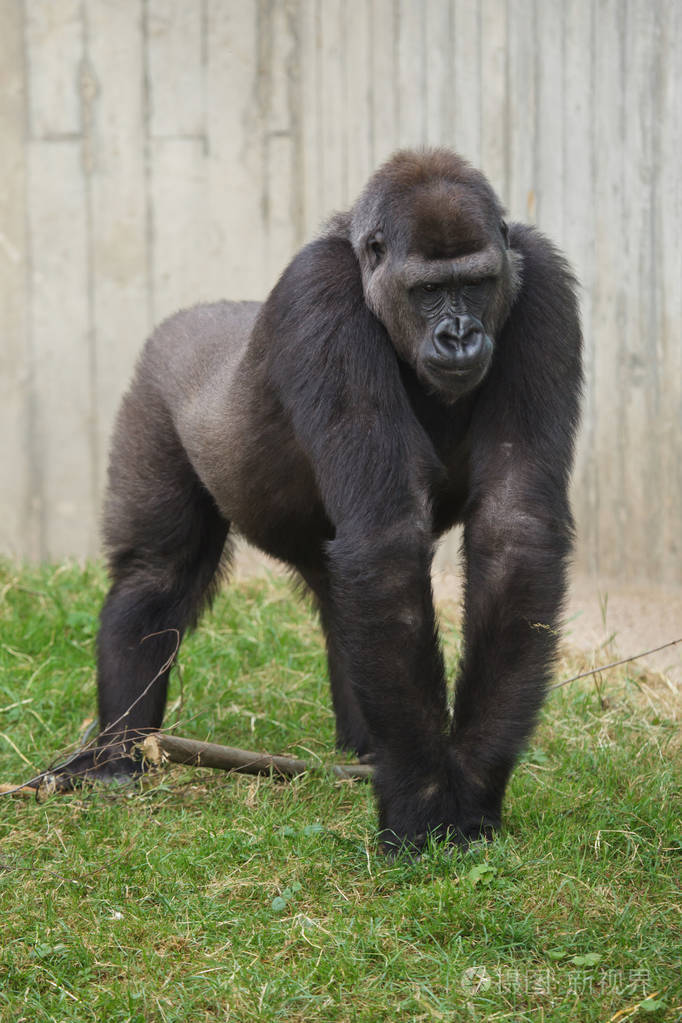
[335,719,374,760]
[33,741,145,793]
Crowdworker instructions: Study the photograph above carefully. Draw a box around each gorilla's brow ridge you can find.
[397,247,503,287]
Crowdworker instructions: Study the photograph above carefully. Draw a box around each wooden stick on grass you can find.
[147,733,373,781]
[4,636,679,799]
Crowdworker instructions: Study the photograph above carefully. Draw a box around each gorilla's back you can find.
[124,300,265,509]
[144,300,262,407]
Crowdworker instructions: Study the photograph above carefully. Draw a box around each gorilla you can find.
[49,148,582,852]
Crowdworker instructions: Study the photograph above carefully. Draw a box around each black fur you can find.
[49,149,582,852]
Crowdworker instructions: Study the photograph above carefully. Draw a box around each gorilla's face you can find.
[356,178,521,403]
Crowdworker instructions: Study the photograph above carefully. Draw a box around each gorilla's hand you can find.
[374,746,501,854]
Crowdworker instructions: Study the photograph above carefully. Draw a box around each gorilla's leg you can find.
[50,404,229,787]
[96,499,229,758]
[325,628,373,757]
[298,567,373,757]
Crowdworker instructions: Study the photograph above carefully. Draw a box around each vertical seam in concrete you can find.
[340,0,348,203]
[559,0,566,242]
[561,1,566,241]
[314,0,322,220]
[393,0,400,143]
[257,0,270,266]
[649,6,661,408]
[201,0,209,156]
[368,0,375,167]
[588,0,598,574]
[420,0,426,147]
[342,0,349,197]
[423,0,429,145]
[368,0,375,168]
[648,3,662,577]
[287,0,304,246]
[447,0,454,147]
[617,1,627,568]
[478,1,483,160]
[503,0,510,209]
[21,0,44,559]
[450,0,456,144]
[142,0,155,328]
[81,0,98,553]
[532,0,539,222]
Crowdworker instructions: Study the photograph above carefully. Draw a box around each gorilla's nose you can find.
[433,316,486,368]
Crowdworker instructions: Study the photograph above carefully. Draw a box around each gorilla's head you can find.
[350,149,522,402]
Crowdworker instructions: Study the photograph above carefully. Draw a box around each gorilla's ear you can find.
[366,231,386,269]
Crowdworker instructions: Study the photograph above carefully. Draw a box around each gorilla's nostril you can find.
[451,331,485,367]
[433,324,458,356]
[460,330,483,354]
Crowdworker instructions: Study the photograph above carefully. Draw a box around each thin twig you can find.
[550,636,682,690]
[101,629,180,738]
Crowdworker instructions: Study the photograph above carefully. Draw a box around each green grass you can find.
[0,560,679,1022]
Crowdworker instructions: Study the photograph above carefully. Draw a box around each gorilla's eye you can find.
[413,282,445,303]
[367,232,386,268]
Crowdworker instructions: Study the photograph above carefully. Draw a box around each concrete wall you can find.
[1,0,680,583]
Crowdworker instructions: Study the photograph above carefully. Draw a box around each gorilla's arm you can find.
[452,224,583,824]
[258,236,457,845]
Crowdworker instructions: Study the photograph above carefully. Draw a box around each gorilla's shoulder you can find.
[289,232,359,282]
[508,223,579,306]
[266,231,365,326]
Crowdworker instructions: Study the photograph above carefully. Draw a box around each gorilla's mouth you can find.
[423,359,471,376]
[417,352,492,401]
